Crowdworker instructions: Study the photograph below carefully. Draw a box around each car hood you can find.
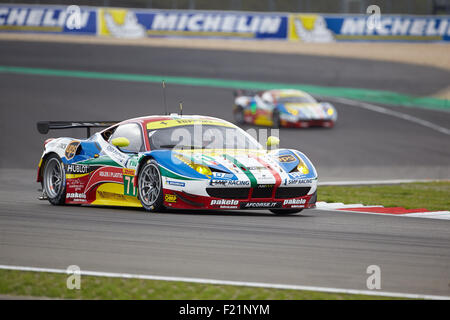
[282,102,330,119]
[145,148,317,186]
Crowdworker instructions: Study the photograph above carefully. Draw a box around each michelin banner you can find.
[0,4,96,34]
[1,4,449,42]
[97,8,287,39]
[289,14,450,42]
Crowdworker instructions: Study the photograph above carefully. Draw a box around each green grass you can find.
[0,270,403,300]
[319,181,450,212]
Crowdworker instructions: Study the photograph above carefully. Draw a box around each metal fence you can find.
[3,0,450,14]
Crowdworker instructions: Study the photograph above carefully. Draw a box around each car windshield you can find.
[277,96,316,104]
[148,124,263,150]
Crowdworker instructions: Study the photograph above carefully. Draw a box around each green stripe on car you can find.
[224,154,258,188]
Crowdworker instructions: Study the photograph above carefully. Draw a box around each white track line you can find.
[328,97,450,136]
[0,264,448,300]
[319,179,445,186]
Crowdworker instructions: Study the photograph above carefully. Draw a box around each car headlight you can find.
[327,108,334,116]
[287,107,299,116]
[297,163,309,175]
[194,164,212,176]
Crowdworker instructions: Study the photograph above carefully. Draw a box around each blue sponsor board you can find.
[0,5,96,35]
[99,9,287,39]
[1,4,449,42]
[324,15,450,42]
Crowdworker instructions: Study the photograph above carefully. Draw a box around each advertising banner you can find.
[0,4,96,35]
[1,4,449,42]
[97,8,287,40]
[289,14,450,42]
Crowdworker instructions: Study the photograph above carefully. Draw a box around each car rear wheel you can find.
[138,159,164,212]
[270,209,303,215]
[233,105,245,124]
[43,155,66,205]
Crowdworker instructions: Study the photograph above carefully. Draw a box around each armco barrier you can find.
[0,4,449,42]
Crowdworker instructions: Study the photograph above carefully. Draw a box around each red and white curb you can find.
[315,202,450,220]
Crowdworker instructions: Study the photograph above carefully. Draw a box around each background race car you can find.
[234,89,337,128]
[37,115,318,215]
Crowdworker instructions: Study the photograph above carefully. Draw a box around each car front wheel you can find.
[138,159,164,212]
[233,105,245,124]
[272,110,281,128]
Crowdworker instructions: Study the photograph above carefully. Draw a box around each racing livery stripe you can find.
[76,155,122,168]
[147,119,234,130]
[158,164,200,181]
[224,154,258,188]
[250,155,282,188]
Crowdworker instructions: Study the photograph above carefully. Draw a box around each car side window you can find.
[109,123,144,153]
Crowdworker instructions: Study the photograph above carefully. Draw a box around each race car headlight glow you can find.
[297,163,309,175]
[327,108,334,116]
[194,164,212,176]
[287,107,299,116]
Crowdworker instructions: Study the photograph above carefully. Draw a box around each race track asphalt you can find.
[0,40,449,297]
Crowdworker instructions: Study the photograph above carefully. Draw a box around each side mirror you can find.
[111,137,130,148]
[266,136,280,148]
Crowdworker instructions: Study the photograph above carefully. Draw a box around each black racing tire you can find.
[138,159,165,212]
[42,154,66,205]
[272,109,281,128]
[270,209,303,215]
[233,105,245,124]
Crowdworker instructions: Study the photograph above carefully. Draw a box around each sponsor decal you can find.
[289,14,335,42]
[66,179,86,191]
[65,141,80,160]
[167,180,186,187]
[288,179,313,185]
[66,164,88,174]
[283,198,306,205]
[246,166,266,171]
[165,194,177,203]
[242,202,281,209]
[210,199,239,206]
[212,172,233,179]
[67,192,86,199]
[289,172,310,178]
[99,171,122,178]
[122,168,135,176]
[278,154,296,163]
[256,184,274,188]
[210,180,250,186]
[105,144,129,166]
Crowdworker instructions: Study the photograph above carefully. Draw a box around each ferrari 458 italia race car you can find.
[234,89,337,128]
[36,115,317,215]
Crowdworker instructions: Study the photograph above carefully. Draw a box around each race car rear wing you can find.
[233,89,264,97]
[37,121,120,138]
